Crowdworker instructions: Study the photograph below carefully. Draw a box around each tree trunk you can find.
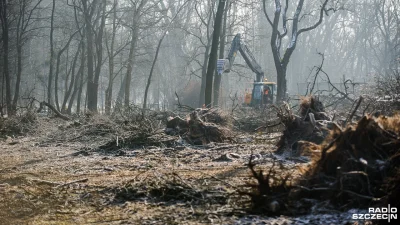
[13,1,24,112]
[54,31,78,111]
[264,0,329,102]
[124,30,139,107]
[13,44,22,112]
[105,0,117,115]
[124,3,144,108]
[199,44,211,107]
[0,0,12,115]
[92,0,107,112]
[142,33,167,116]
[82,0,97,112]
[205,0,226,107]
[115,74,126,109]
[213,0,229,107]
[47,0,56,107]
[62,43,81,113]
[76,41,86,115]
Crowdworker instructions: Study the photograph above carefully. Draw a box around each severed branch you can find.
[38,101,70,121]
[308,52,325,95]
[174,91,195,111]
[345,96,363,125]
[24,97,70,120]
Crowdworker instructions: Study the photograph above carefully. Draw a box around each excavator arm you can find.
[224,33,264,82]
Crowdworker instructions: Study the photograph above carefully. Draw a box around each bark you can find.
[205,0,226,107]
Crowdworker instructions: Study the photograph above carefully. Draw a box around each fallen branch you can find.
[175,91,195,111]
[39,101,70,121]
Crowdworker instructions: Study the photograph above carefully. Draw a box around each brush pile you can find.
[246,109,400,221]
[165,108,232,144]
[0,112,38,138]
[275,96,332,156]
[301,114,400,210]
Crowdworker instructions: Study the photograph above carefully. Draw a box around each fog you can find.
[0,0,398,114]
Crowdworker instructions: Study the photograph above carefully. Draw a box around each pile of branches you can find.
[0,111,38,138]
[233,107,283,132]
[240,159,293,215]
[300,114,400,210]
[244,114,400,221]
[165,108,232,144]
[275,96,332,156]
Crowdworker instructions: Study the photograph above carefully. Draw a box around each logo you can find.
[352,204,397,223]
[217,59,225,75]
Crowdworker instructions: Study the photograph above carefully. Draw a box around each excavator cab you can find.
[245,81,276,106]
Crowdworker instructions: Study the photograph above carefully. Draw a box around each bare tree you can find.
[196,0,216,107]
[47,0,56,107]
[0,0,12,115]
[104,0,118,115]
[124,0,148,108]
[205,0,226,107]
[263,0,333,101]
[13,0,44,111]
[213,0,230,107]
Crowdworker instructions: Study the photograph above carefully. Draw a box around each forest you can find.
[0,0,399,224]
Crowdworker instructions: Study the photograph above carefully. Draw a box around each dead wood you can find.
[299,114,400,209]
[239,156,293,215]
[165,108,232,144]
[344,96,363,125]
[32,97,70,121]
[275,98,331,155]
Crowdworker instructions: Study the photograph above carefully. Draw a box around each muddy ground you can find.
[0,116,368,224]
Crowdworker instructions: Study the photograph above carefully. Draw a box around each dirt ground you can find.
[0,117,367,225]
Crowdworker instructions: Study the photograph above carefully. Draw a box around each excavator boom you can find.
[224,33,264,82]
